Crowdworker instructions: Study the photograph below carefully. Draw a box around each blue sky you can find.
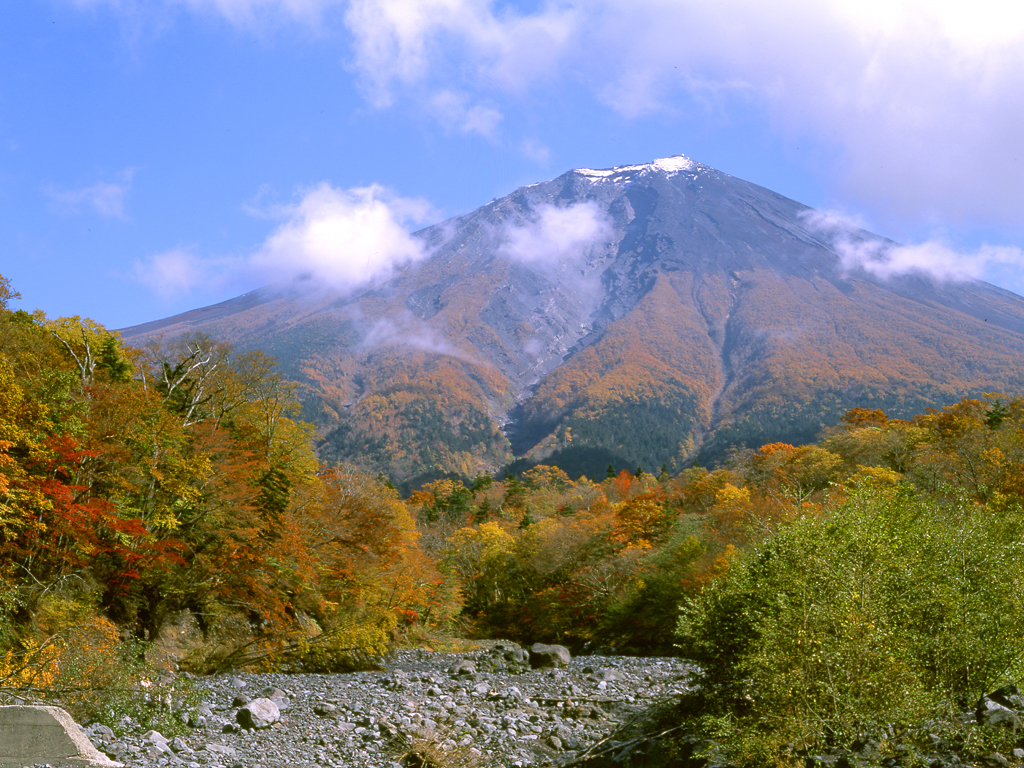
[3,0,1024,330]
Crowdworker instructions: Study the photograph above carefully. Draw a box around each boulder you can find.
[492,642,530,665]
[529,643,571,669]
[449,659,477,677]
[986,685,1024,711]
[976,689,1024,731]
[236,697,281,729]
[0,705,123,768]
[258,686,290,710]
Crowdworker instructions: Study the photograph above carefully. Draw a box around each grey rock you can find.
[89,723,116,741]
[529,643,571,669]
[449,659,477,676]
[236,697,281,729]
[975,697,1022,731]
[96,649,698,768]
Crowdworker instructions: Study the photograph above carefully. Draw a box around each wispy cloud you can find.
[520,138,551,166]
[46,168,136,218]
[130,247,242,298]
[427,90,503,140]
[807,210,1024,284]
[343,0,575,106]
[359,312,477,362]
[499,202,610,265]
[69,0,340,26]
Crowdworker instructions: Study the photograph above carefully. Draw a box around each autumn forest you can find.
[5,269,1024,761]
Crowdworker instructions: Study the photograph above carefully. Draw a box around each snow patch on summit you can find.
[575,155,696,181]
[650,156,695,174]
[575,168,617,179]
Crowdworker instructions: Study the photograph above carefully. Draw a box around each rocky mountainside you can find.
[121,156,1024,483]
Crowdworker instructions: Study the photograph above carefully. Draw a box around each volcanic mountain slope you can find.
[122,156,1024,483]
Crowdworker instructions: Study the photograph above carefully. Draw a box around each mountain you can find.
[121,155,1024,483]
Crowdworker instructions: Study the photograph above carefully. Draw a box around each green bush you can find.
[676,483,1024,763]
[598,528,705,654]
[59,644,199,736]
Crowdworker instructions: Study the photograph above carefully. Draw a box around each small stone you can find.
[105,741,129,759]
[89,723,115,741]
[205,743,238,757]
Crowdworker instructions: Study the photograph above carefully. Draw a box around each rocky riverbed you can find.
[75,642,696,768]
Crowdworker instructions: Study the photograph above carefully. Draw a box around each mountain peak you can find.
[573,154,700,181]
[122,155,1024,485]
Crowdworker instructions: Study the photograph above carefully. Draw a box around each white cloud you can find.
[499,202,610,264]
[807,210,1024,283]
[132,183,435,300]
[249,182,434,288]
[343,0,575,105]
[339,0,1024,229]
[67,0,1024,233]
[46,168,136,218]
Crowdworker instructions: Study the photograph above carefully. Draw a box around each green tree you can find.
[677,483,1024,762]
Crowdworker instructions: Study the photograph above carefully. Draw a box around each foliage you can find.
[0,610,199,736]
[11,263,1024,759]
[315,350,514,484]
[676,483,1024,763]
[0,273,453,695]
[232,607,396,674]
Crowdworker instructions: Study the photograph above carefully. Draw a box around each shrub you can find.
[223,607,396,673]
[1,615,198,735]
[676,483,1024,763]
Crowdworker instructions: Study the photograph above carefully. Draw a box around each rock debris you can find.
[67,643,695,768]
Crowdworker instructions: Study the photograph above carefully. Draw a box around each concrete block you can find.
[0,705,123,768]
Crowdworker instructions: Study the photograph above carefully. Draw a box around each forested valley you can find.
[5,269,1024,764]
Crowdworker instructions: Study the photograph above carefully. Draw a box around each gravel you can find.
[76,642,695,768]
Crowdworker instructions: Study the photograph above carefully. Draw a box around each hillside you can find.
[121,156,1024,482]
